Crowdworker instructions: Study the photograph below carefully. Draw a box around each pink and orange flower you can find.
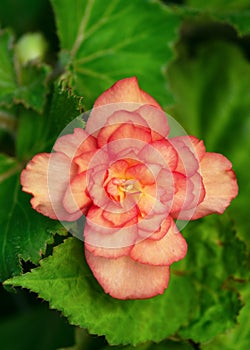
[21,77,238,299]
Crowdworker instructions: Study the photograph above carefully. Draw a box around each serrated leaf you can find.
[16,83,85,162]
[48,83,85,138]
[50,0,181,109]
[167,41,250,249]
[176,215,246,343]
[201,283,250,350]
[0,30,50,112]
[0,154,67,282]
[4,237,195,346]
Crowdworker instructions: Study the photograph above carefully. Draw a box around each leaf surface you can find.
[50,0,181,109]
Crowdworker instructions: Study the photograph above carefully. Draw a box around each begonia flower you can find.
[21,77,238,300]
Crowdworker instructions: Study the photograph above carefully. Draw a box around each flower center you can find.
[114,178,141,194]
[105,177,141,202]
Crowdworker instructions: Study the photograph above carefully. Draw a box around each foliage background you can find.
[0,0,249,349]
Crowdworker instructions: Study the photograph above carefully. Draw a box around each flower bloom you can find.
[21,77,238,299]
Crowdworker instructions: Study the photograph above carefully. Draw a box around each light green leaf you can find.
[4,237,195,346]
[102,339,195,350]
[167,41,250,248]
[50,0,181,109]
[0,29,50,112]
[176,215,246,343]
[0,154,67,282]
[201,283,250,350]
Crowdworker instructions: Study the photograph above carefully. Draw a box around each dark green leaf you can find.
[0,154,67,282]
[176,215,246,343]
[50,0,181,109]
[167,41,250,248]
[184,0,250,12]
[0,30,50,112]
[182,0,250,35]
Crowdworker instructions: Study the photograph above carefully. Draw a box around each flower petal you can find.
[136,105,169,139]
[20,153,81,221]
[63,172,92,214]
[170,136,200,177]
[53,128,97,159]
[131,217,187,266]
[85,249,170,299]
[108,123,152,145]
[189,152,238,219]
[86,77,162,135]
[84,205,138,249]
[94,77,162,109]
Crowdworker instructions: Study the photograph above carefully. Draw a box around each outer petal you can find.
[94,77,162,110]
[84,205,138,249]
[130,217,187,266]
[189,153,238,219]
[85,249,170,299]
[20,153,81,221]
[86,77,162,135]
[53,128,97,159]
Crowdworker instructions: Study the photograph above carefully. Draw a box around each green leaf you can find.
[0,304,74,350]
[0,29,50,112]
[47,83,85,139]
[184,0,250,12]
[60,327,107,350]
[182,0,250,35]
[167,41,250,248]
[0,154,67,282]
[4,237,195,346]
[201,283,250,350]
[0,83,85,281]
[102,339,195,350]
[50,0,181,109]
[16,83,85,162]
[176,215,246,343]
[0,30,16,106]
[0,106,16,135]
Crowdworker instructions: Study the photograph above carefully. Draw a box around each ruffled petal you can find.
[170,171,205,217]
[63,172,92,214]
[169,136,200,177]
[96,110,149,147]
[189,152,238,219]
[20,153,81,221]
[86,77,162,135]
[136,105,169,139]
[150,139,178,171]
[85,249,170,299]
[94,77,162,109]
[108,123,152,144]
[84,205,138,249]
[53,128,97,159]
[130,217,187,266]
